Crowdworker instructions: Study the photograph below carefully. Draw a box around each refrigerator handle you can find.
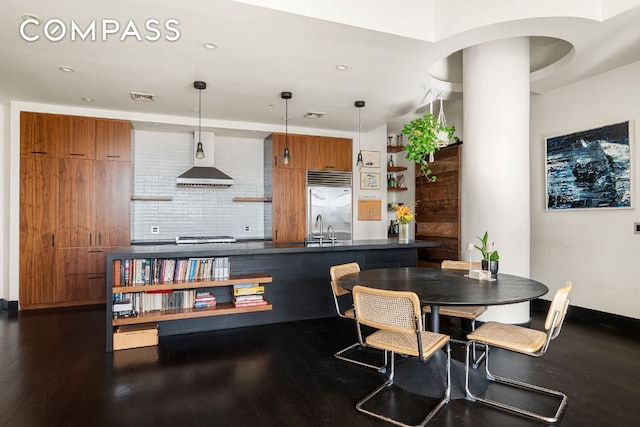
[307,188,313,241]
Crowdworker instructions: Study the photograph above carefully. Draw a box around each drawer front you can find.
[60,248,106,275]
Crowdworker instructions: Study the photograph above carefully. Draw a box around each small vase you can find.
[482,260,499,278]
[398,223,410,244]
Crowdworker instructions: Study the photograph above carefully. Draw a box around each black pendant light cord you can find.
[281,91,292,165]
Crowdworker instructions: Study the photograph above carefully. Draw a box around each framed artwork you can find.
[545,121,632,210]
[361,150,380,168]
[360,172,380,190]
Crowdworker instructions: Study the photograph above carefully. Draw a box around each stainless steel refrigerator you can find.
[306,170,352,241]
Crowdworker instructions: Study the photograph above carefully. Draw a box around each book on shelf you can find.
[113,309,138,319]
[113,299,133,312]
[113,257,232,286]
[233,299,268,308]
[232,285,265,296]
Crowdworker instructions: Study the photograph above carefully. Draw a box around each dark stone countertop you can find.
[107,239,439,259]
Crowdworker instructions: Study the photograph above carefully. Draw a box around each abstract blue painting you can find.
[546,121,631,210]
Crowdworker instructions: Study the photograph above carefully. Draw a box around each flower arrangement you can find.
[395,205,414,224]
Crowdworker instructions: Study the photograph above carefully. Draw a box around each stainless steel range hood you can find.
[177,131,234,188]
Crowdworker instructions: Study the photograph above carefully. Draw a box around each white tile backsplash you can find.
[131,130,266,241]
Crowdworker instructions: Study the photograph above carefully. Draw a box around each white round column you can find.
[462,37,532,324]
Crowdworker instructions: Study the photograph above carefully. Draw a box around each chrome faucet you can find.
[315,214,324,244]
[327,224,336,246]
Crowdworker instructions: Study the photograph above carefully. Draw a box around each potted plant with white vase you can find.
[475,231,500,278]
[401,113,457,182]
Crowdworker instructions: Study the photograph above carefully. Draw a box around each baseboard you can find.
[532,298,640,338]
[1,299,19,312]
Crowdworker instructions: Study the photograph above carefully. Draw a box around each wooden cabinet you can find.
[271,133,308,168]
[306,136,352,171]
[58,158,96,248]
[272,168,307,242]
[19,156,59,306]
[20,112,65,157]
[60,116,96,159]
[19,112,131,309]
[96,119,131,161]
[95,160,131,246]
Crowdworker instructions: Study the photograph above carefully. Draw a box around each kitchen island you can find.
[106,239,438,351]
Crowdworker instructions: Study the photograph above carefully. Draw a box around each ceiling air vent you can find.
[304,111,326,119]
[130,91,155,102]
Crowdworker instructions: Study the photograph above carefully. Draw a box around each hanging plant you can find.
[401,113,456,182]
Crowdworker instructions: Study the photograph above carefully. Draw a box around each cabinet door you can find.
[307,136,352,171]
[56,273,106,304]
[95,160,131,246]
[96,119,131,161]
[19,156,59,306]
[272,168,306,242]
[59,116,96,159]
[272,133,307,169]
[59,248,106,275]
[58,158,96,248]
[20,112,64,157]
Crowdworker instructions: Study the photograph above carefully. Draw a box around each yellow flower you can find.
[395,205,414,224]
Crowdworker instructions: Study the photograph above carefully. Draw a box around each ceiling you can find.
[2,0,640,135]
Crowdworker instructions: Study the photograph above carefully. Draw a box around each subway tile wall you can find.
[132,130,266,241]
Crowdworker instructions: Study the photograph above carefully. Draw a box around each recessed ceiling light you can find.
[82,97,94,102]
[336,64,349,71]
[203,42,218,50]
[151,122,161,126]
[21,13,41,23]
[59,66,75,73]
[268,104,275,108]
[192,108,199,113]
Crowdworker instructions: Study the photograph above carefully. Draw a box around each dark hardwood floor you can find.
[1,307,638,427]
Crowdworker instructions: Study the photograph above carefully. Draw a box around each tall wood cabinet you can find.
[266,132,352,243]
[19,112,131,309]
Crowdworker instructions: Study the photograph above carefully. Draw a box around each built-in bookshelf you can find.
[107,256,272,350]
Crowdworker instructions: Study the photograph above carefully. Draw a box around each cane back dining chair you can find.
[464,281,572,423]
[329,263,385,371]
[422,260,486,330]
[352,285,451,427]
[422,260,487,364]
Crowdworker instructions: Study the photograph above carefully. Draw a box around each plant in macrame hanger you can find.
[401,91,456,182]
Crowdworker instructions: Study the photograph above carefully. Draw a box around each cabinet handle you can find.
[88,250,103,253]
[275,230,278,240]
[274,156,278,167]
[98,233,102,246]
[106,155,120,158]
[51,234,55,247]
[70,153,85,156]
[325,166,335,169]
[88,276,103,280]
[89,233,92,246]
[31,151,48,155]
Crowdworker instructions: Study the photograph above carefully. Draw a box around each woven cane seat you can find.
[366,330,449,359]
[467,321,547,354]
[423,305,486,319]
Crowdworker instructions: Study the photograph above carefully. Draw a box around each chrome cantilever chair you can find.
[353,285,451,427]
[464,281,572,423]
[329,263,385,371]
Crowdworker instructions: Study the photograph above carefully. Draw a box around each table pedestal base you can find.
[393,351,488,400]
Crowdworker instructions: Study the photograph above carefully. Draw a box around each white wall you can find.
[1,104,7,301]
[530,60,640,319]
[352,124,393,240]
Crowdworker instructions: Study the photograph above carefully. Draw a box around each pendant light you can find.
[355,100,365,167]
[194,81,207,159]
[281,91,292,165]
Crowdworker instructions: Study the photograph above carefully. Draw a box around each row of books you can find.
[232,284,267,308]
[113,257,230,287]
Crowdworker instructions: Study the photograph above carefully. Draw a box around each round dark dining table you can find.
[337,266,549,400]
[337,266,549,332]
